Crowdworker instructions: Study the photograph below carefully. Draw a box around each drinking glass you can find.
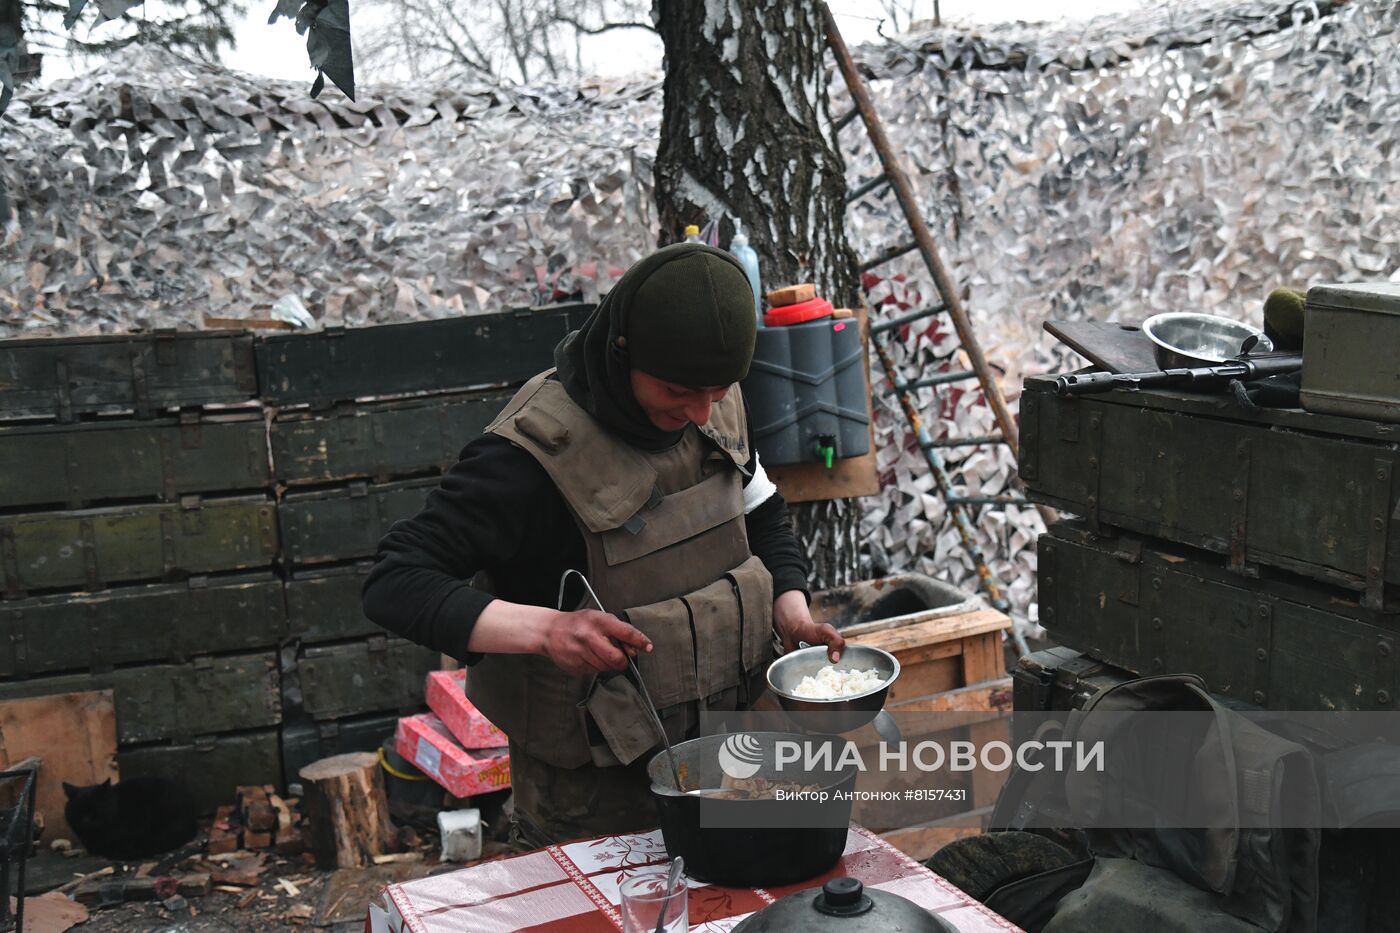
[619,869,688,933]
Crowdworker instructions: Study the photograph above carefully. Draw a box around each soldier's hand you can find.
[544,609,653,675]
[773,590,845,663]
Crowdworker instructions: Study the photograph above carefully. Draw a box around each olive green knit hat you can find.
[625,243,758,387]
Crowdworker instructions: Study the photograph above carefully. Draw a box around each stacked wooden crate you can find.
[807,575,1014,861]
[0,307,592,811]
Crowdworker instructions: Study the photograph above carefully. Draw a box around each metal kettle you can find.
[730,877,959,932]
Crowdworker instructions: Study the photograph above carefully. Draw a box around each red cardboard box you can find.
[396,713,511,798]
[424,669,507,749]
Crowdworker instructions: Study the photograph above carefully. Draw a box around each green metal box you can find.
[120,729,282,814]
[270,390,508,486]
[1039,521,1400,711]
[296,637,435,720]
[1300,282,1400,423]
[285,564,382,644]
[0,412,269,510]
[279,478,437,567]
[0,572,285,678]
[280,712,404,788]
[1020,377,1400,609]
[0,495,278,594]
[1013,646,1135,713]
[0,651,280,743]
[0,331,257,421]
[256,304,591,408]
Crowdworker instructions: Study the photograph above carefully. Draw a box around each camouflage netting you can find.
[3,0,1397,633]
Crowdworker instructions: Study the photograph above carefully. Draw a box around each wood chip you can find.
[370,852,423,865]
[215,885,244,894]
[236,889,260,909]
[135,862,157,879]
[277,877,301,897]
[55,865,114,895]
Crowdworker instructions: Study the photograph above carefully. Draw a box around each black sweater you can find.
[361,433,810,663]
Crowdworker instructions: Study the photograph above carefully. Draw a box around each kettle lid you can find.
[730,877,959,933]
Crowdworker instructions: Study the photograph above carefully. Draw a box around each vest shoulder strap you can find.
[488,373,657,533]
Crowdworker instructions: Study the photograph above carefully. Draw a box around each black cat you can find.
[63,776,198,861]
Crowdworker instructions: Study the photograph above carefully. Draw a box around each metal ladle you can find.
[558,570,685,793]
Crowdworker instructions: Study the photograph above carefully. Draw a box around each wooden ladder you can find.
[821,3,1049,651]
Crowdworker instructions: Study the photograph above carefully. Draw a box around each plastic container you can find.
[764,296,833,327]
[743,317,870,467]
[729,226,763,322]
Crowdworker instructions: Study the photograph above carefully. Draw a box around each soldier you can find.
[363,242,845,849]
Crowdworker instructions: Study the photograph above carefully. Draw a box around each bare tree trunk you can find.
[653,0,862,588]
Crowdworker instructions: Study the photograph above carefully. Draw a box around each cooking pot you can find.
[731,877,959,932]
[646,732,858,887]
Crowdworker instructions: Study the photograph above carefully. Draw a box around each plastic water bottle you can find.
[683,224,701,243]
[729,225,763,323]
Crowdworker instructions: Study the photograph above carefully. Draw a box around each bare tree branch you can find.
[357,0,653,84]
[553,14,655,36]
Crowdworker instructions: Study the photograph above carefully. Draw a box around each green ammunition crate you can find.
[120,729,282,814]
[1012,646,1136,713]
[0,412,269,509]
[278,478,437,567]
[0,495,278,594]
[256,304,592,407]
[1020,376,1400,609]
[0,572,285,677]
[285,564,382,644]
[297,637,436,720]
[270,390,509,485]
[0,651,280,743]
[1040,521,1400,710]
[280,712,404,788]
[0,330,257,421]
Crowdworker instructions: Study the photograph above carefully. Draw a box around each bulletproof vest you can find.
[468,372,775,770]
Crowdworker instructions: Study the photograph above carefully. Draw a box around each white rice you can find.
[791,666,885,699]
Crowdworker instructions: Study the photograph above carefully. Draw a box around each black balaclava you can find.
[553,242,758,450]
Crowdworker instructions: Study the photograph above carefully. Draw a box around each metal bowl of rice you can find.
[765,644,900,733]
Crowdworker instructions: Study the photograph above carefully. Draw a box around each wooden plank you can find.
[880,808,994,862]
[888,656,961,702]
[768,307,880,503]
[0,691,118,842]
[203,317,295,330]
[850,609,1011,656]
[851,610,1010,704]
[888,677,1014,714]
[1043,320,1158,374]
[960,632,1006,685]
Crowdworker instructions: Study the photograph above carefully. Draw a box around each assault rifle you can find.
[1054,352,1303,398]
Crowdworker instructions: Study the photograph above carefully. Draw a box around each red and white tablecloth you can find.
[372,825,1025,933]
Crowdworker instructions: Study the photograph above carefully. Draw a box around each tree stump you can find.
[298,752,397,869]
